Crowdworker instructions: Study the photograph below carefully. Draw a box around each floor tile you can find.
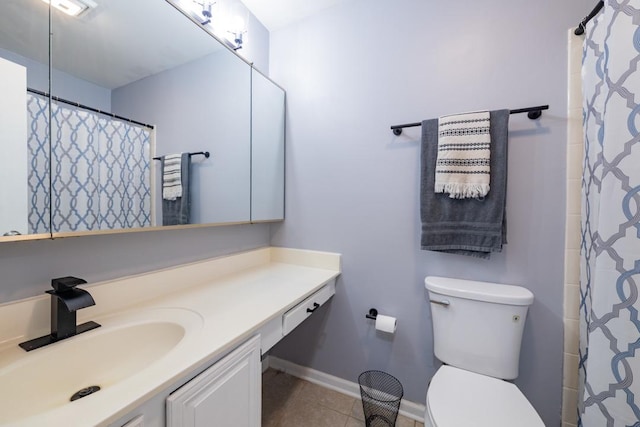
[296,381,356,415]
[350,399,365,421]
[263,369,421,427]
[396,413,416,427]
[262,367,279,383]
[345,417,365,427]
[279,398,349,427]
[351,398,415,426]
[262,370,305,427]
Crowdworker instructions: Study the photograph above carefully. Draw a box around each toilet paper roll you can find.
[375,314,397,334]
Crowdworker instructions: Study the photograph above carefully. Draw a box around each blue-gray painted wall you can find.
[268,0,590,424]
[0,47,111,110]
[0,224,269,303]
[112,49,252,225]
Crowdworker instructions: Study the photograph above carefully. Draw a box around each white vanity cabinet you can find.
[111,336,261,427]
[166,335,261,427]
[110,279,336,427]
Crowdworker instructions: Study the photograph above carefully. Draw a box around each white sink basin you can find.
[0,307,203,424]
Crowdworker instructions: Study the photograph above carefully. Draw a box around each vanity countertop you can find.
[0,247,341,427]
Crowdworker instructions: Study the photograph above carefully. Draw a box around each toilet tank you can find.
[425,276,534,380]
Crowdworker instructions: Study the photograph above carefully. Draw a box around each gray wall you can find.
[0,224,269,304]
[0,47,111,110]
[243,11,270,74]
[113,49,252,225]
[268,0,590,425]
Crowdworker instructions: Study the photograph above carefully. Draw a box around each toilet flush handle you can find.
[429,299,450,307]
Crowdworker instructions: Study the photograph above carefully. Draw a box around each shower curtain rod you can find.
[27,88,155,130]
[574,1,604,35]
[390,105,549,135]
[152,151,210,160]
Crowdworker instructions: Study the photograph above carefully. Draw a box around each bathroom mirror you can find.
[251,68,285,222]
[49,0,251,233]
[0,0,51,240]
[0,0,284,241]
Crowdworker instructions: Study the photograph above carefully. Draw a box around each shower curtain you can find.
[27,94,51,234]
[28,95,152,233]
[579,2,640,426]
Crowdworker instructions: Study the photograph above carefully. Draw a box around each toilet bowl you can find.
[424,276,544,427]
[425,366,543,427]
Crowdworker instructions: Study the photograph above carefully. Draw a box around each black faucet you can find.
[19,276,101,352]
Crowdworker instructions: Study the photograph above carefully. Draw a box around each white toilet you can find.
[424,276,545,427]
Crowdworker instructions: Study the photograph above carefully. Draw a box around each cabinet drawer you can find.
[282,280,335,336]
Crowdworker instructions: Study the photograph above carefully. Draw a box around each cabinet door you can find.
[167,335,261,427]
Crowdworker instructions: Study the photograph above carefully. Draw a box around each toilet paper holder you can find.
[365,308,378,320]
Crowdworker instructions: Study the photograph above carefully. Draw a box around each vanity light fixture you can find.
[168,0,248,51]
[192,0,216,25]
[41,0,97,17]
[227,15,246,50]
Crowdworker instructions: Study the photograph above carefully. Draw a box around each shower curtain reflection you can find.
[28,94,153,233]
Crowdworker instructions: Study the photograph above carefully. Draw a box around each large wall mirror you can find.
[0,0,284,241]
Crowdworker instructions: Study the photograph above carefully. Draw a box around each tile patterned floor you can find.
[262,369,425,427]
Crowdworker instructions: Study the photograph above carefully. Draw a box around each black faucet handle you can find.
[51,276,88,292]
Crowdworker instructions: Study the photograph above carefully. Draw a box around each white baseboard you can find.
[266,356,426,423]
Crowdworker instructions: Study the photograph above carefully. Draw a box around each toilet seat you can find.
[425,366,544,427]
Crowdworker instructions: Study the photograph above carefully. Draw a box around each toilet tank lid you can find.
[424,276,534,306]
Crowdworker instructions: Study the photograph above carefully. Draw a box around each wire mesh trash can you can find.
[358,370,404,427]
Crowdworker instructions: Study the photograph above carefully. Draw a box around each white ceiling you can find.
[240,0,353,31]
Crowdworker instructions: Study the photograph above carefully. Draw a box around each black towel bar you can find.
[390,105,549,136]
[153,151,210,160]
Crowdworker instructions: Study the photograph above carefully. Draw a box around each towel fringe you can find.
[435,183,490,199]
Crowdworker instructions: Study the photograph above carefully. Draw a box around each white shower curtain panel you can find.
[579,1,640,426]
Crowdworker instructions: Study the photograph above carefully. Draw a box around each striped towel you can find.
[162,153,183,201]
[435,111,491,199]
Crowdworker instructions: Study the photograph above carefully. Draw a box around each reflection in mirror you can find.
[0,0,51,239]
[251,69,285,221]
[0,0,283,241]
[113,46,251,226]
[48,0,251,233]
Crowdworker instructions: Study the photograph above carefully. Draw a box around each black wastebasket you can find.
[358,370,404,427]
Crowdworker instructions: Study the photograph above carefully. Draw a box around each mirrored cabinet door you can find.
[0,0,51,240]
[251,69,285,222]
[50,1,142,233]
[49,0,251,234]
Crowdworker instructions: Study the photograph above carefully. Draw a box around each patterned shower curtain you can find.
[579,2,640,426]
[27,94,50,234]
[28,94,152,233]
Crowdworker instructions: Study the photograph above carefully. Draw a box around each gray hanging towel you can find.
[162,153,191,225]
[420,109,509,258]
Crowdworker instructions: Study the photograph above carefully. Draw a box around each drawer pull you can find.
[306,302,320,313]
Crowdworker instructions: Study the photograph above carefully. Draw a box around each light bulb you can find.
[229,15,245,33]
